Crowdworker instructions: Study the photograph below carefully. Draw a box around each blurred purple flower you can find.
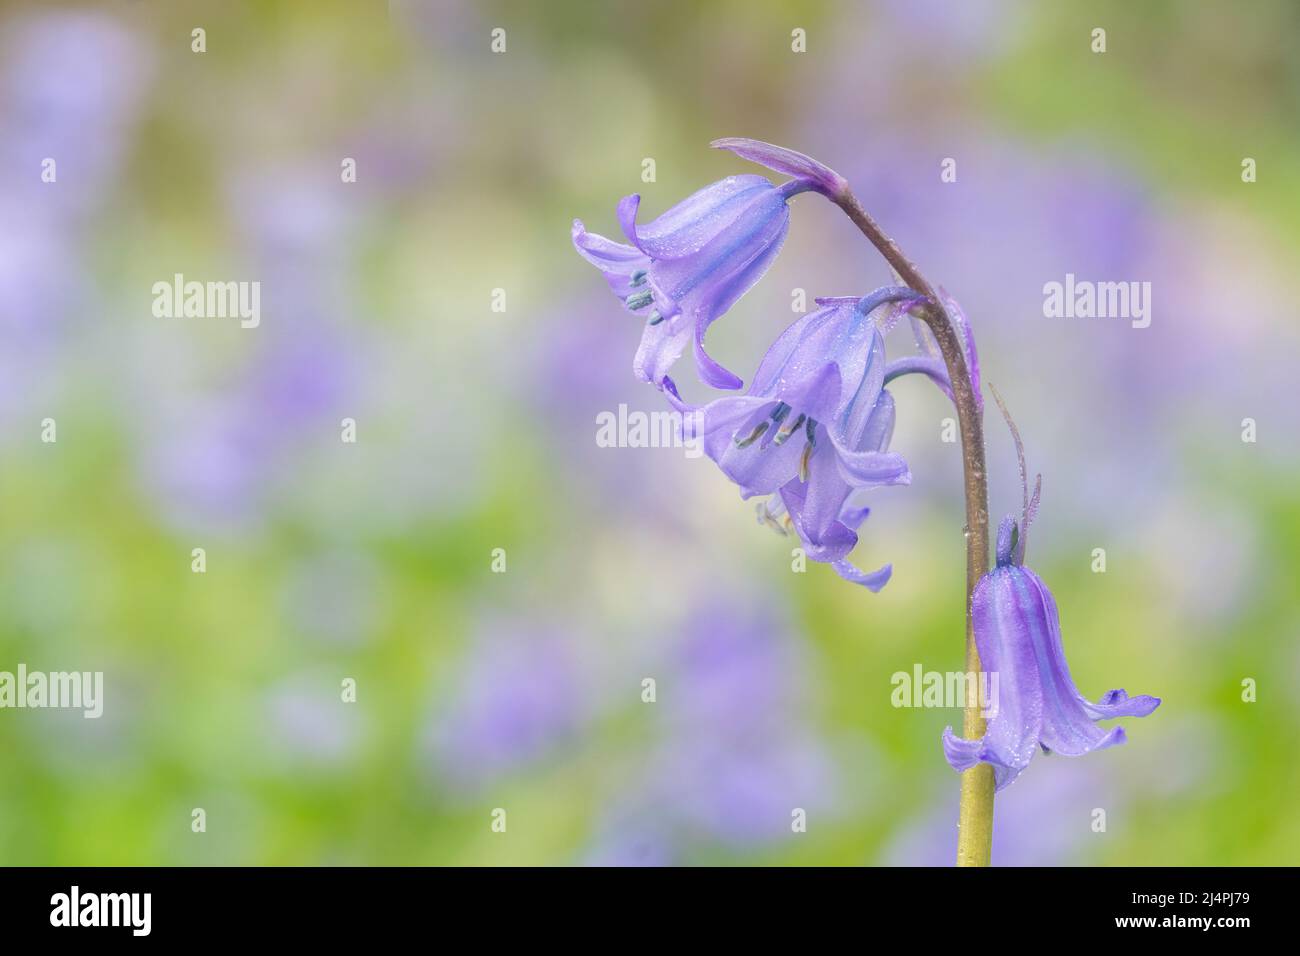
[0,12,151,415]
[885,759,1120,866]
[0,11,152,214]
[527,291,696,517]
[424,621,585,794]
[132,163,364,535]
[585,598,841,863]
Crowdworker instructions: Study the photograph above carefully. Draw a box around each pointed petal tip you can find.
[691,322,744,391]
[1086,688,1162,720]
[616,193,643,249]
[831,558,892,591]
[1098,726,1128,751]
[570,217,590,248]
[941,726,984,772]
[659,374,695,410]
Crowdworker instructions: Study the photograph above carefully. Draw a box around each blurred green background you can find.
[0,0,1297,865]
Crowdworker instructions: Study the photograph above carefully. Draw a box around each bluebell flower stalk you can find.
[571,138,1159,866]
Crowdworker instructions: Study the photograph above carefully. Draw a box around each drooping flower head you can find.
[942,406,1160,790]
[662,286,933,589]
[572,174,815,390]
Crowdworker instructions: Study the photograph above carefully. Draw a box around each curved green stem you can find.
[831,189,995,867]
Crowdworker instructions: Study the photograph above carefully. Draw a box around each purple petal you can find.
[1021,568,1156,757]
[616,193,643,249]
[834,328,888,441]
[622,176,774,260]
[633,316,692,388]
[571,218,643,269]
[749,303,847,397]
[663,386,803,499]
[684,211,791,390]
[780,478,857,562]
[750,301,860,408]
[789,438,852,539]
[839,502,871,530]
[941,727,982,772]
[691,328,744,390]
[787,360,844,424]
[828,393,911,488]
[950,562,1160,791]
[968,567,1048,789]
[571,219,652,297]
[646,190,788,309]
[910,313,942,361]
[831,558,892,591]
[995,515,1016,567]
[711,137,849,199]
[831,446,911,487]
[1082,688,1162,721]
[884,355,954,405]
[942,727,1026,791]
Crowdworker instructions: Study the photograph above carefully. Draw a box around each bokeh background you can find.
[1,0,1297,865]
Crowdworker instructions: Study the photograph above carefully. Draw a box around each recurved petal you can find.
[1082,688,1162,721]
[1019,567,1157,757]
[941,727,1028,792]
[711,137,849,199]
[839,501,871,530]
[691,318,744,390]
[632,316,692,388]
[571,219,652,296]
[831,558,892,591]
[941,728,983,772]
[883,355,954,405]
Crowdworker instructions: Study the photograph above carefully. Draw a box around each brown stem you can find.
[833,191,995,867]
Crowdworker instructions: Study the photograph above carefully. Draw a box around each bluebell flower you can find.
[662,286,931,589]
[572,174,815,390]
[942,516,1161,790]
